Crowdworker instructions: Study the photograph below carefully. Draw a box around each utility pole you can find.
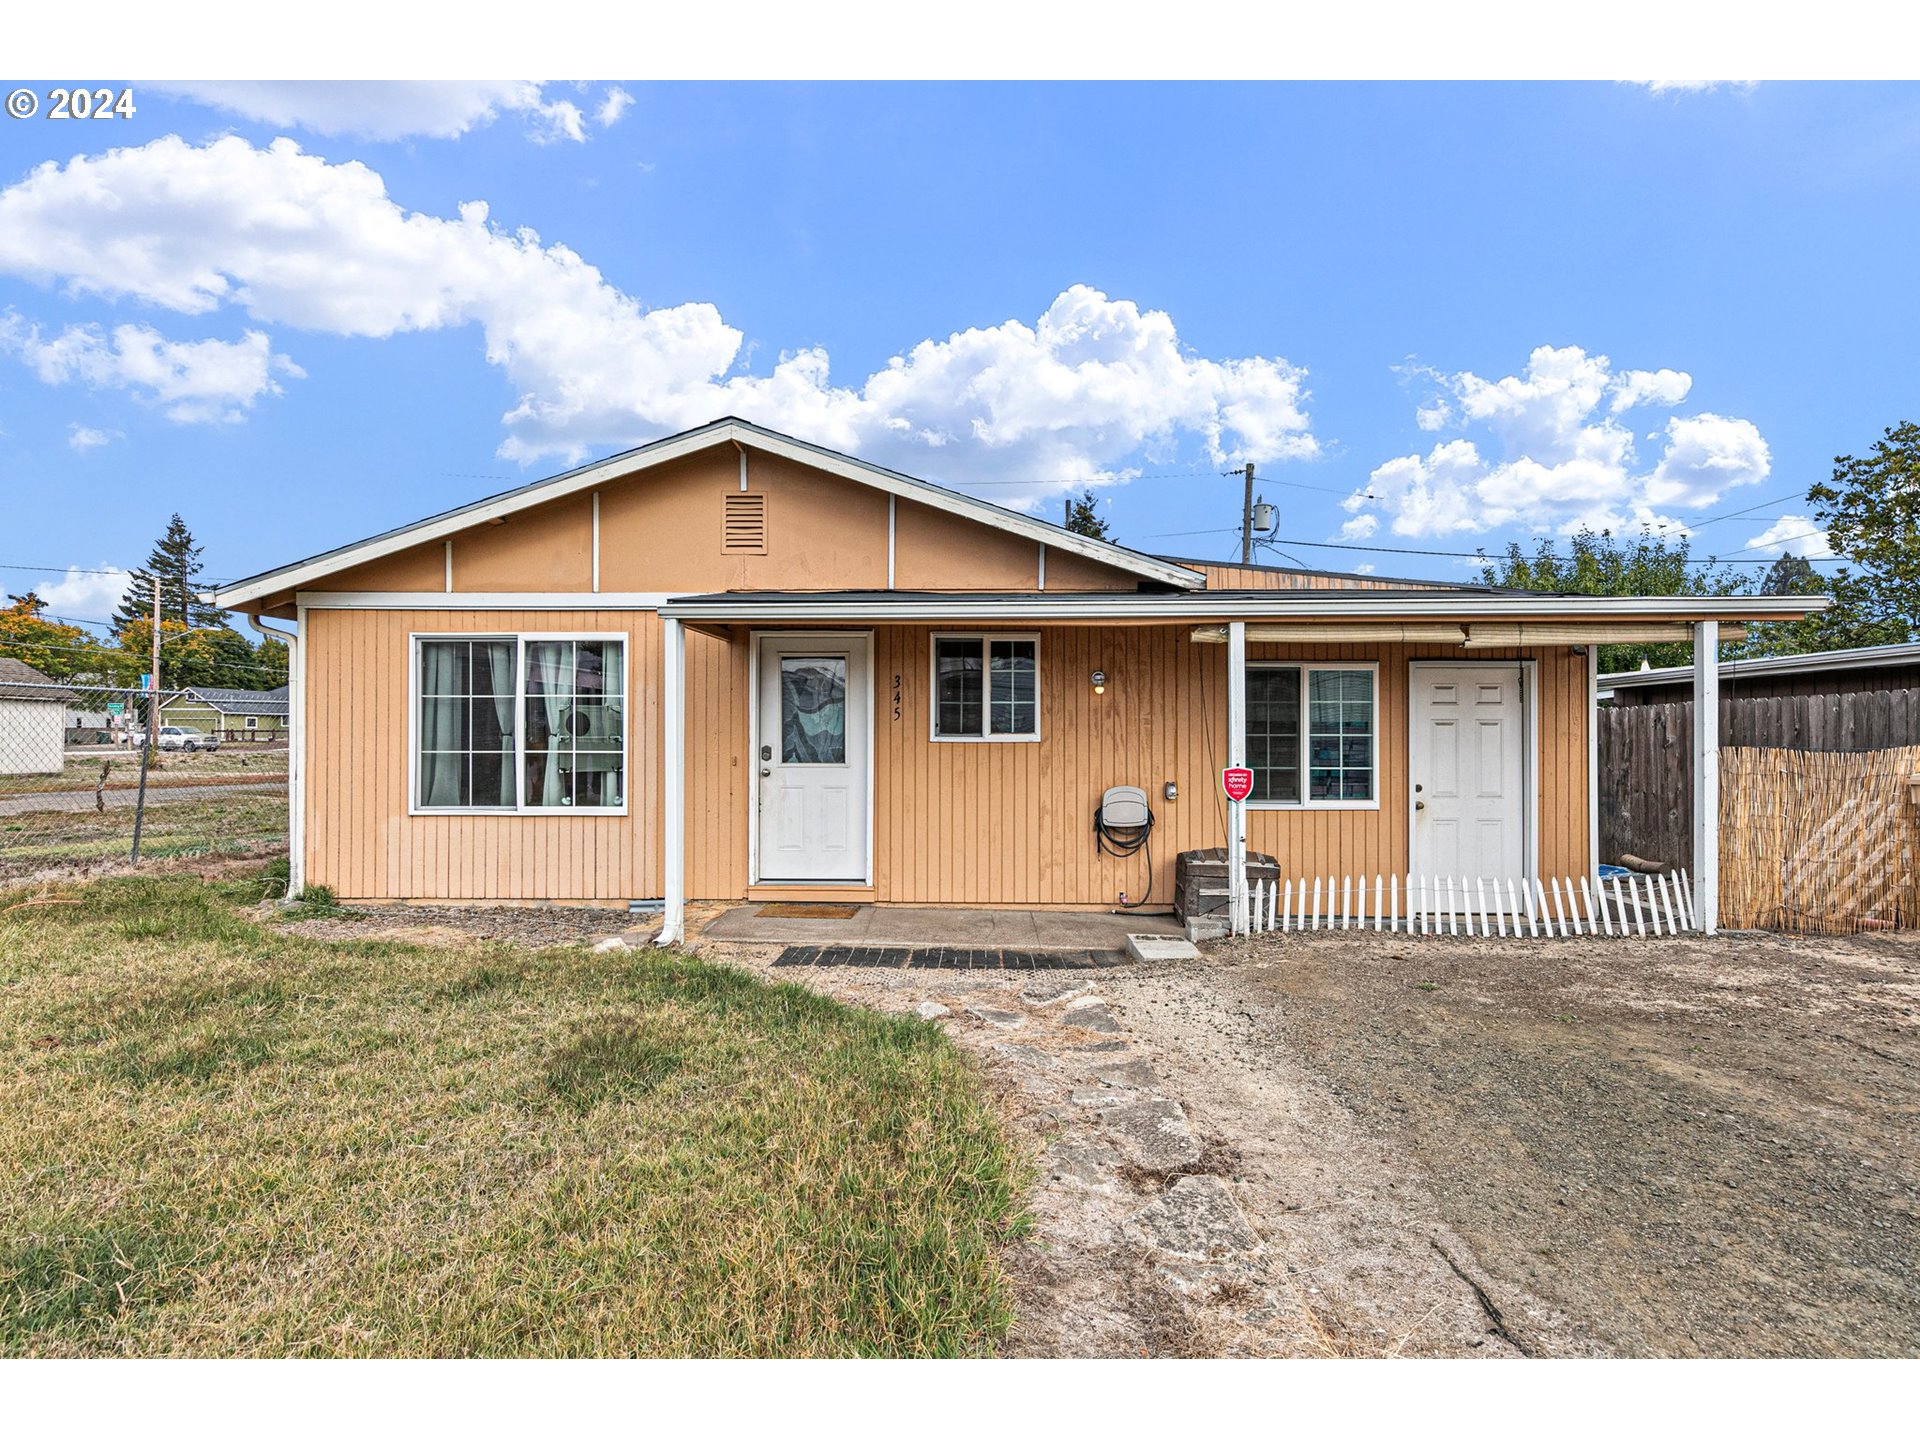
[1240,461,1256,564]
[130,574,160,863]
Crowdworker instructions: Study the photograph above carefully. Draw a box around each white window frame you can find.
[407,631,630,817]
[244,715,258,730]
[1244,660,1381,811]
[928,632,1043,743]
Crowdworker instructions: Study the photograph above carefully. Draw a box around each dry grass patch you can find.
[0,871,1025,1356]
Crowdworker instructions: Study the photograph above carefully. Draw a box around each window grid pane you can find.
[417,639,515,810]
[1246,667,1301,803]
[1307,668,1373,802]
[935,638,984,737]
[988,639,1036,735]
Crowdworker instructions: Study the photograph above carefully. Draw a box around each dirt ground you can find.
[1123,927,1920,1357]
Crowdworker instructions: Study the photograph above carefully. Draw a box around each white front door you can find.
[1409,663,1528,887]
[755,634,870,883]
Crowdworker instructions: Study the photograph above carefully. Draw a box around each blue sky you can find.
[3,80,1917,620]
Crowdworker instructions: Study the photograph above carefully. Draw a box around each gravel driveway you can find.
[1110,927,1920,1357]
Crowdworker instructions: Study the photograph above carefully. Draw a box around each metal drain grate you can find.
[772,945,1120,969]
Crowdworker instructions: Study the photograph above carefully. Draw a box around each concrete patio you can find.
[695,903,1184,952]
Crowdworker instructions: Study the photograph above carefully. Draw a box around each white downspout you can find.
[657,614,687,946]
[248,611,303,901]
[1692,620,1719,934]
[1227,620,1248,935]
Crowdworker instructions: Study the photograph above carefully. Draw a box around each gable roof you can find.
[0,655,75,703]
[209,417,1205,609]
[168,685,291,717]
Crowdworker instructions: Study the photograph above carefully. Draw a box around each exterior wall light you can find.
[1090,669,1107,695]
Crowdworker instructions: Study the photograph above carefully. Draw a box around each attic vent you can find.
[723,492,767,554]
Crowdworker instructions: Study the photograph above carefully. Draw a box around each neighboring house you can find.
[209,417,1822,938]
[0,656,76,776]
[1601,642,1920,708]
[159,685,291,740]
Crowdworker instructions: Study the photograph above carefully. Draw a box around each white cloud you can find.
[66,423,118,451]
[1741,514,1834,559]
[1628,81,1759,94]
[1338,511,1379,540]
[154,82,595,144]
[0,135,1316,503]
[36,565,131,623]
[596,88,634,128]
[2,315,302,423]
[1414,398,1452,431]
[1344,345,1768,540]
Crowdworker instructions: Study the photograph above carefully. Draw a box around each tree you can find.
[1062,489,1112,541]
[1804,421,1920,645]
[0,592,111,681]
[1477,527,1750,672]
[113,514,227,634]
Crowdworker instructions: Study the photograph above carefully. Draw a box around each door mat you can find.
[773,945,1121,970]
[756,902,864,919]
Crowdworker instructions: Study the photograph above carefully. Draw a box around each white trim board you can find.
[210,417,1203,608]
[666,594,1832,623]
[296,592,687,610]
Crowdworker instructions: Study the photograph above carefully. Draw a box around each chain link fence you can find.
[0,680,289,883]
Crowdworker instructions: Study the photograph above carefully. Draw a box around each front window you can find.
[1244,664,1376,806]
[932,634,1038,740]
[416,636,626,812]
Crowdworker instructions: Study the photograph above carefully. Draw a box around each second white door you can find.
[1409,663,1527,886]
[756,635,870,883]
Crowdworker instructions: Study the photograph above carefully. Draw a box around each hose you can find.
[1093,799,1155,909]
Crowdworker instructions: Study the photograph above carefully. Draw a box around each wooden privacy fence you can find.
[1247,871,1700,938]
[1598,686,1920,877]
[1719,745,1920,933]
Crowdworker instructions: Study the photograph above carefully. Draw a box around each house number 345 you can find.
[892,673,903,721]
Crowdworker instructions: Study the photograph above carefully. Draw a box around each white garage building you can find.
[0,656,73,776]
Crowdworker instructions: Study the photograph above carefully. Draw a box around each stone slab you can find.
[1126,933,1201,963]
[1128,1175,1260,1259]
[1106,1098,1205,1170]
[1061,998,1123,1034]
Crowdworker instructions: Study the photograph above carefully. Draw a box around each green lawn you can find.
[0,871,1025,1356]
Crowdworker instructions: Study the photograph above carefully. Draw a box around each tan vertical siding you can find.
[305,612,1588,905]
[305,607,660,903]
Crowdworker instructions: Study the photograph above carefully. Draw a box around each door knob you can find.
[1415,799,1426,810]
[760,767,771,776]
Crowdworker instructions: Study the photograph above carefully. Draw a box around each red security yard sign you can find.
[1221,767,1254,803]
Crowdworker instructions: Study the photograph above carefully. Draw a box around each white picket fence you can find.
[1245,870,1699,937]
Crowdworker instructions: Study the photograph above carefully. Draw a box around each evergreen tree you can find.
[113,514,226,634]
[1062,489,1112,540]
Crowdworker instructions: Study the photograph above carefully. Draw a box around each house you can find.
[1602,641,1920,709]
[0,656,75,776]
[159,685,291,741]
[208,417,1824,940]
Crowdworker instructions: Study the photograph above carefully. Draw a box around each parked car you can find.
[156,725,219,753]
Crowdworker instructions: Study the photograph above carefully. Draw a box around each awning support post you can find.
[1227,620,1248,935]
[658,615,687,946]
[1692,620,1719,934]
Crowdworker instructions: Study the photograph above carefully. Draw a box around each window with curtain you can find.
[1244,664,1375,805]
[416,637,625,811]
[932,635,1038,739]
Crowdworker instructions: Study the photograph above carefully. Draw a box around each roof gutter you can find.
[662,594,1832,624]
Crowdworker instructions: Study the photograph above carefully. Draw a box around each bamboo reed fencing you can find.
[1718,744,1920,933]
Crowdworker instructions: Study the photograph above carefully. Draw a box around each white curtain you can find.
[419,642,465,807]
[530,642,571,806]
[484,640,515,806]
